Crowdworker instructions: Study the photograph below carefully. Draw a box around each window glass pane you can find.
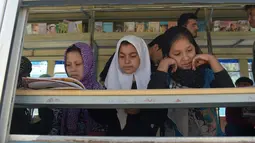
[228,72,241,83]
[249,72,254,82]
[54,61,67,78]
[54,73,68,78]
[248,59,252,72]
[219,59,240,83]
[54,64,66,73]
[219,59,240,72]
[219,108,226,117]
[30,61,48,78]
[248,60,254,82]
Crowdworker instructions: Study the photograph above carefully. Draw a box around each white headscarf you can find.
[105,35,151,90]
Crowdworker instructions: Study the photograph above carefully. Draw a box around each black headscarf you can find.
[17,56,32,88]
[99,53,115,82]
[163,26,209,88]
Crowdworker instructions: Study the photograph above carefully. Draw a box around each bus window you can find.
[30,61,48,78]
[248,59,253,81]
[54,61,67,77]
[219,59,240,83]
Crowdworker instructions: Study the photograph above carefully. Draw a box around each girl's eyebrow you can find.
[129,52,138,55]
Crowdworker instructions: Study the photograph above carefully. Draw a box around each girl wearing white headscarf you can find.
[89,35,166,136]
[105,35,151,90]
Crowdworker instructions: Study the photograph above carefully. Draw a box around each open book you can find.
[22,77,85,90]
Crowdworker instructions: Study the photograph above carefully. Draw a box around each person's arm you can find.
[147,70,169,89]
[192,54,223,73]
[148,58,177,89]
[210,69,234,88]
[192,54,234,88]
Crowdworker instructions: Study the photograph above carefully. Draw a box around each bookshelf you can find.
[23,32,255,58]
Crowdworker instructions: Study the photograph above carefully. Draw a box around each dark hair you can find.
[178,13,198,27]
[235,77,253,86]
[18,56,32,88]
[100,53,115,82]
[118,40,135,54]
[148,34,165,48]
[66,44,81,54]
[162,26,202,58]
[245,5,255,12]
[120,40,132,47]
[19,56,32,77]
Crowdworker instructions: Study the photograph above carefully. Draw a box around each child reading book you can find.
[50,42,105,136]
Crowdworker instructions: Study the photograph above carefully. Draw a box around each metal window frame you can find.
[9,135,255,143]
[0,2,28,142]
[21,0,255,7]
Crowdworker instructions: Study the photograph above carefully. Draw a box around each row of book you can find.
[26,20,83,35]
[95,21,179,33]
[25,20,255,35]
[25,21,180,34]
[213,20,254,32]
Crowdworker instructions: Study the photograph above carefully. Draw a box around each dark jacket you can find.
[148,69,234,89]
[89,83,167,136]
[92,54,167,136]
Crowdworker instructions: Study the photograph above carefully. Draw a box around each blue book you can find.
[103,22,113,32]
[198,21,206,32]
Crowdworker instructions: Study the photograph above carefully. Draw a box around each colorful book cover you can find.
[47,24,57,34]
[168,21,177,29]
[32,23,47,34]
[136,22,146,32]
[213,21,221,32]
[227,21,238,32]
[198,21,206,32]
[103,22,113,32]
[56,22,68,33]
[144,22,149,32]
[237,20,250,32]
[113,22,124,32]
[95,22,103,32]
[65,20,76,33]
[26,24,32,35]
[213,21,238,32]
[148,22,159,32]
[75,21,83,33]
[124,22,135,32]
[66,21,83,33]
[160,21,168,32]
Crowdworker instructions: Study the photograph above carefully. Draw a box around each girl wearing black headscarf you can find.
[148,26,234,136]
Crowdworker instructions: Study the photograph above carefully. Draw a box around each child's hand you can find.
[192,54,213,70]
[192,54,223,73]
[157,57,177,73]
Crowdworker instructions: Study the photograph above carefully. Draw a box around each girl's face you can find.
[118,44,140,74]
[66,51,84,81]
[169,38,196,70]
